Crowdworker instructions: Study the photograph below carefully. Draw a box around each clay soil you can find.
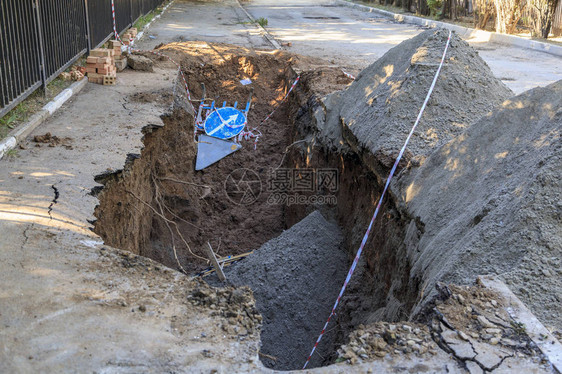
[93,42,334,273]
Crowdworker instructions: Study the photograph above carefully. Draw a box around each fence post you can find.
[33,0,47,95]
[83,0,92,52]
[130,0,134,26]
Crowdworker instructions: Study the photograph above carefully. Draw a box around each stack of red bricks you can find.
[86,49,116,85]
[110,40,122,59]
[121,27,138,46]
[110,40,127,72]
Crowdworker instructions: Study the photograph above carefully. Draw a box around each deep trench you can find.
[92,63,422,370]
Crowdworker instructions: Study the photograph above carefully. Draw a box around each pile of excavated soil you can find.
[338,282,553,373]
[399,80,562,333]
[288,29,517,329]
[317,29,513,174]
[288,29,561,338]
[209,211,349,370]
[32,132,73,149]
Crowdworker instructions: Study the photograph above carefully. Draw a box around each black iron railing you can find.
[0,0,165,118]
[0,0,43,116]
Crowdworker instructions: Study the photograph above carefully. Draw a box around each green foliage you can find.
[132,1,169,30]
[256,17,269,27]
[0,77,67,140]
[4,148,19,159]
[0,109,21,129]
[134,12,155,30]
[427,0,443,17]
[0,102,28,139]
[510,321,527,335]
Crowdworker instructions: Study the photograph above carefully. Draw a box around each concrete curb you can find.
[336,0,562,57]
[480,276,562,373]
[0,78,87,160]
[236,0,282,49]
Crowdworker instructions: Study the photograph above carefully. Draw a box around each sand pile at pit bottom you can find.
[212,211,349,370]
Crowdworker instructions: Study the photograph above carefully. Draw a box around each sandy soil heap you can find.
[211,211,349,370]
[317,30,512,170]
[302,29,561,333]
[398,79,562,331]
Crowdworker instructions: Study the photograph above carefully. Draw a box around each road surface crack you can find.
[21,224,32,250]
[48,184,60,220]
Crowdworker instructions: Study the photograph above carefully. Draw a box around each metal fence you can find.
[0,0,165,118]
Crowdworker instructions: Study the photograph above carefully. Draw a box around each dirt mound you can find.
[338,282,553,373]
[287,30,560,338]
[399,80,562,331]
[317,29,512,175]
[287,29,516,327]
[210,210,348,370]
[32,132,73,149]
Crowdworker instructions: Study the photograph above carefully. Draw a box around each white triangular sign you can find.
[195,134,242,170]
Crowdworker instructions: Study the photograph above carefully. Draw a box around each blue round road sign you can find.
[204,107,247,139]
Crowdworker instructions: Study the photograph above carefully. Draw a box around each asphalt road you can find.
[242,0,562,94]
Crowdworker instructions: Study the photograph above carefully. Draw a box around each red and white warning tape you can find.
[237,128,263,150]
[302,30,453,369]
[341,69,356,80]
[241,75,300,149]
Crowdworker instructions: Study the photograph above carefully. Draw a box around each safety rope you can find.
[303,29,453,369]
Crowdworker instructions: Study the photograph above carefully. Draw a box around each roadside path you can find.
[0,1,268,372]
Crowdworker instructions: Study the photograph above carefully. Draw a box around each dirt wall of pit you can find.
[93,43,306,273]
[92,34,560,369]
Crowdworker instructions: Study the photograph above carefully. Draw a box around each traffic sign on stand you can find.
[204,107,247,139]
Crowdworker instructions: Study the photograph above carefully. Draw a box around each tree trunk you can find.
[480,12,491,28]
[474,0,496,29]
[493,0,527,33]
[442,0,450,18]
[403,0,412,11]
[417,0,430,15]
[452,0,457,19]
[530,0,560,38]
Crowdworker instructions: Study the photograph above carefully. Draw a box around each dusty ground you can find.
[0,67,266,372]
[0,0,560,372]
[136,0,272,50]
[338,281,554,373]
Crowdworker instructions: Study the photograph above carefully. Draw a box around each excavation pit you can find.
[92,33,562,372]
[91,35,506,370]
